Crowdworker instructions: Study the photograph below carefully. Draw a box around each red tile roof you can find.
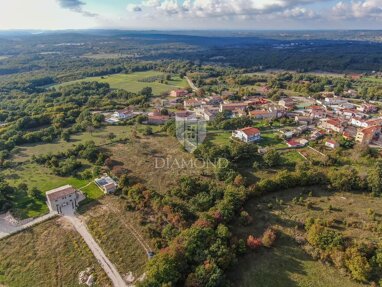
[238,127,260,137]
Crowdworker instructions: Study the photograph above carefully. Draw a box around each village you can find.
[102,85,382,152]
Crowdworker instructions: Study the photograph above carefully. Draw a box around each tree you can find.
[345,247,372,282]
[367,160,382,196]
[143,252,184,286]
[239,211,253,226]
[61,130,70,142]
[119,174,129,188]
[141,87,153,97]
[246,235,262,249]
[108,132,116,141]
[263,149,282,168]
[28,187,42,199]
[143,126,153,136]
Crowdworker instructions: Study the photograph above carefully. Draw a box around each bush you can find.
[261,228,277,248]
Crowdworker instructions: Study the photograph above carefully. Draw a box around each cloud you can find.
[57,0,97,17]
[282,7,319,19]
[332,0,382,19]
[125,0,330,19]
[127,4,143,12]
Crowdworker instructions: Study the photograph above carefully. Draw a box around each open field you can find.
[229,186,381,287]
[361,76,382,83]
[0,218,111,287]
[81,53,136,59]
[106,132,203,193]
[12,125,131,163]
[53,71,189,95]
[258,131,287,148]
[206,131,232,146]
[80,198,149,280]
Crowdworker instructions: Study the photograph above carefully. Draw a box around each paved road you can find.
[64,212,127,287]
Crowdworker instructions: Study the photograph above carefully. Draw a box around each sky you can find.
[0,0,381,30]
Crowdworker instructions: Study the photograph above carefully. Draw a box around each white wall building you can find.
[46,185,80,214]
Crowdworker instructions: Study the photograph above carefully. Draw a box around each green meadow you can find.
[53,71,189,95]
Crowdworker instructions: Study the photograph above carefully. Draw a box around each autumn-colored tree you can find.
[246,235,262,249]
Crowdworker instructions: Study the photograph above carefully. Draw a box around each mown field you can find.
[53,71,189,95]
[229,186,381,287]
[0,218,111,287]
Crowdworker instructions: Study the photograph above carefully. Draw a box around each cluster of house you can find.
[104,88,381,148]
[282,92,381,148]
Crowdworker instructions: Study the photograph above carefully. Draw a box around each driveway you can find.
[0,212,57,239]
[64,212,127,287]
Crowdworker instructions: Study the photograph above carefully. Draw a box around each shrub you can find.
[262,228,277,248]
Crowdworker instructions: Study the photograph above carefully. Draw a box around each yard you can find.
[53,71,189,95]
[1,163,104,218]
[0,218,111,287]
[229,186,381,287]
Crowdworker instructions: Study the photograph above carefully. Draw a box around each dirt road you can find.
[65,214,127,287]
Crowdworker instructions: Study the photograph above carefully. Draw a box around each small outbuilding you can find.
[95,175,118,194]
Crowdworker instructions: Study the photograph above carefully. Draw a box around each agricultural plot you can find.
[53,71,189,95]
[0,218,111,287]
[230,186,380,287]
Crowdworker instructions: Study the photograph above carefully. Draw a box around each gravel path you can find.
[64,213,127,287]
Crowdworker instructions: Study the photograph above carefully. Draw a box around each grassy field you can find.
[206,131,232,146]
[230,186,381,287]
[80,198,148,280]
[258,131,287,148]
[361,76,382,83]
[105,132,204,193]
[12,125,131,163]
[0,218,111,287]
[53,71,189,95]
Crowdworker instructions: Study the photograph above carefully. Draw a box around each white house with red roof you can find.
[232,127,261,143]
[325,140,339,149]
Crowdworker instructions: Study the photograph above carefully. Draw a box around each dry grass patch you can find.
[0,218,111,287]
